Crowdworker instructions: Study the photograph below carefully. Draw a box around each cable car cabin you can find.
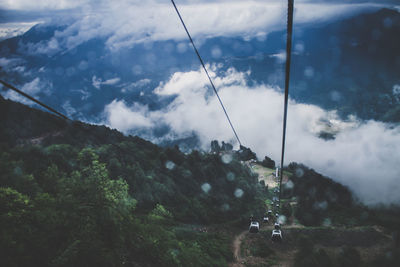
[267,210,272,216]
[275,213,279,218]
[274,223,281,230]
[263,216,269,223]
[276,204,279,209]
[271,230,282,242]
[249,221,259,233]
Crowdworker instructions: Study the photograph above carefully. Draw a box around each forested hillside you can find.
[2,96,400,267]
[0,96,267,267]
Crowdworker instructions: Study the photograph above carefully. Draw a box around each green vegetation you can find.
[0,96,268,266]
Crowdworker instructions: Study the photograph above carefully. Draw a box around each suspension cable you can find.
[0,79,127,157]
[278,0,294,209]
[170,0,242,146]
[1,79,69,120]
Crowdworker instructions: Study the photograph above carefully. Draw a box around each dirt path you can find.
[230,230,247,267]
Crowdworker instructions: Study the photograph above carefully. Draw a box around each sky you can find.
[0,0,399,206]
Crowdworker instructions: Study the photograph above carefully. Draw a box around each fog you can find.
[104,66,400,206]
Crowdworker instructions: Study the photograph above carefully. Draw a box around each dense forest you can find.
[1,95,399,267]
[0,96,268,266]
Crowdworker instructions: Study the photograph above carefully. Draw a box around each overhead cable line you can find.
[170,0,242,146]
[0,79,127,160]
[278,0,294,208]
[1,79,69,120]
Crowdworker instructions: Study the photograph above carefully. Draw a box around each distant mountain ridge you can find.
[0,7,399,134]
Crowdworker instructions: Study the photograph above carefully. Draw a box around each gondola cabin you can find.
[249,221,259,233]
[271,229,282,242]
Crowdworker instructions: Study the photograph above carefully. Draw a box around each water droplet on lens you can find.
[221,154,233,164]
[201,183,211,193]
[226,172,235,181]
[234,188,244,198]
[165,161,175,170]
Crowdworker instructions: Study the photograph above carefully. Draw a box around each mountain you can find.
[1,96,400,266]
[229,8,400,121]
[0,8,399,137]
[0,94,267,266]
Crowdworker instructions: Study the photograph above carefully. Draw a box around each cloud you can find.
[92,76,120,89]
[1,77,52,104]
[62,100,77,117]
[0,0,90,10]
[103,66,400,205]
[0,22,40,40]
[393,84,400,102]
[103,100,155,132]
[9,1,388,55]
[121,79,151,93]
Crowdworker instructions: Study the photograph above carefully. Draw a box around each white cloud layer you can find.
[12,1,385,55]
[92,76,121,89]
[104,66,400,206]
[2,77,52,104]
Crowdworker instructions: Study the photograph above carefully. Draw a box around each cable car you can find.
[263,216,269,223]
[249,221,259,233]
[271,229,282,242]
[267,210,272,216]
[274,223,281,230]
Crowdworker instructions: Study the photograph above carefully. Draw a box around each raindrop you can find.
[392,84,400,102]
[226,172,235,181]
[313,201,328,210]
[330,90,341,102]
[295,43,304,54]
[295,167,304,177]
[182,169,192,178]
[13,166,22,175]
[304,66,314,78]
[132,65,142,75]
[177,42,187,53]
[78,61,88,70]
[256,33,267,42]
[211,46,222,58]
[221,154,233,164]
[277,215,287,225]
[201,183,211,194]
[164,43,174,53]
[221,203,230,211]
[145,53,156,65]
[326,190,338,202]
[323,218,332,227]
[383,17,393,28]
[165,161,175,170]
[284,180,294,189]
[234,188,244,198]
